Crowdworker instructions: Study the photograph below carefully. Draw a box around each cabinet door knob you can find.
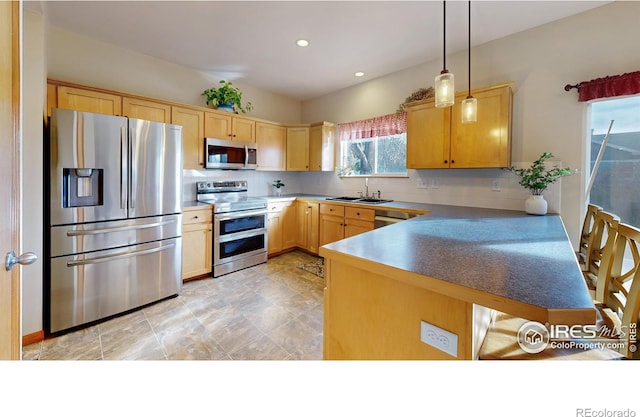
[444,160,448,164]
[194,215,199,219]
[451,160,455,164]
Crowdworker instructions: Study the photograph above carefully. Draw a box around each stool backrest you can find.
[586,210,620,280]
[597,223,640,358]
[579,204,602,264]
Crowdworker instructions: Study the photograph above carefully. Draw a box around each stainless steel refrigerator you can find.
[46,108,183,334]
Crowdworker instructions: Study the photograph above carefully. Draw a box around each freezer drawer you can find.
[48,238,182,333]
[50,214,182,258]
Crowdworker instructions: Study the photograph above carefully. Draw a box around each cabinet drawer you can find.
[268,200,294,213]
[320,204,345,217]
[182,208,212,225]
[345,207,375,221]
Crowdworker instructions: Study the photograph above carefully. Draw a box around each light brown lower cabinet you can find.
[296,200,320,254]
[267,200,297,256]
[182,207,213,280]
[319,204,374,246]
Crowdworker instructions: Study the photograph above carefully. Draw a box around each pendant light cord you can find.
[443,1,446,71]
[467,0,471,97]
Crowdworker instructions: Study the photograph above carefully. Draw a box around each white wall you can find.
[46,26,302,124]
[299,1,640,249]
[22,10,46,337]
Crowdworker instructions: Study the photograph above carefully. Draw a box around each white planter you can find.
[525,195,548,215]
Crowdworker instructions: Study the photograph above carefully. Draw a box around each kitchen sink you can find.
[325,196,393,204]
[356,198,393,204]
[325,196,361,201]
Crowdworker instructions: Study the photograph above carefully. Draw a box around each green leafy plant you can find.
[272,180,285,189]
[504,152,575,195]
[202,80,254,114]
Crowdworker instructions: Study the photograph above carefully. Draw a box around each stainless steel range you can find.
[196,181,268,277]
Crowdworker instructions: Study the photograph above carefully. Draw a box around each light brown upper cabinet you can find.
[309,122,336,172]
[406,83,513,169]
[56,85,122,116]
[204,111,256,142]
[122,97,171,123]
[256,121,286,171]
[172,105,205,169]
[286,126,310,171]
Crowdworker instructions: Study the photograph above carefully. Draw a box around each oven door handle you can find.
[216,227,267,243]
[215,209,267,221]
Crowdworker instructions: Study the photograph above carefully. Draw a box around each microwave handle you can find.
[245,144,249,167]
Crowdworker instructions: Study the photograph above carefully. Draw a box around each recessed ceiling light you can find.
[355,72,365,77]
[296,39,309,47]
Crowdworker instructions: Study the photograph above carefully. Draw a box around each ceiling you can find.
[27,1,610,101]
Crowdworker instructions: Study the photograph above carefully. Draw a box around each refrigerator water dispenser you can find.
[63,167,104,207]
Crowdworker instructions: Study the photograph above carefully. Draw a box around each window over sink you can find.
[337,113,407,177]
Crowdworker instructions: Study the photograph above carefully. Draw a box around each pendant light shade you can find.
[461,0,477,123]
[435,1,454,108]
[461,96,477,123]
[435,71,455,108]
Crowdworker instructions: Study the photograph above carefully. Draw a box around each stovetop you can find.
[196,180,267,213]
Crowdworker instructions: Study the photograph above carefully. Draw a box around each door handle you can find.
[5,251,38,271]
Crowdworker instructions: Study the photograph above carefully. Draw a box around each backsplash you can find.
[183,165,562,213]
[182,169,302,201]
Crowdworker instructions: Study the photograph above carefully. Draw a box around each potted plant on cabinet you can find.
[272,179,285,197]
[202,80,254,114]
[505,152,575,215]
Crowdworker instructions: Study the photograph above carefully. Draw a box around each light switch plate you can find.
[420,321,458,357]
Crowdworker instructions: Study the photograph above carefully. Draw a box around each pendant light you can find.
[461,0,477,123]
[435,1,454,108]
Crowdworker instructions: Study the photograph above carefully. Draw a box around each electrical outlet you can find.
[492,179,501,191]
[420,321,458,357]
[431,179,440,189]
[416,178,428,189]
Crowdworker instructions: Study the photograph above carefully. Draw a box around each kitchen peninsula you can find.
[319,204,596,360]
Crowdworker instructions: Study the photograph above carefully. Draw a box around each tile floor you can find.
[23,251,325,360]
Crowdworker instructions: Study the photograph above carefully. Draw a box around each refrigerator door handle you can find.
[121,126,127,210]
[129,127,136,209]
[65,219,176,236]
[66,242,175,267]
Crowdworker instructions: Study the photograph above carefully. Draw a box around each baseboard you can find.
[23,330,44,346]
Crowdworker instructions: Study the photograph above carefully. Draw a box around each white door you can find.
[0,0,24,360]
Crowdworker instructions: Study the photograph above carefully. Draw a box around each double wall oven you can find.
[196,181,267,277]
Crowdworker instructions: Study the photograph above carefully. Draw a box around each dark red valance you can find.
[577,70,640,102]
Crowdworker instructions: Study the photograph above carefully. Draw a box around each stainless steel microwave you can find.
[204,137,257,170]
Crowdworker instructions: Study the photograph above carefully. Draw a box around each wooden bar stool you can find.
[578,204,602,267]
[582,210,619,299]
[594,223,640,358]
